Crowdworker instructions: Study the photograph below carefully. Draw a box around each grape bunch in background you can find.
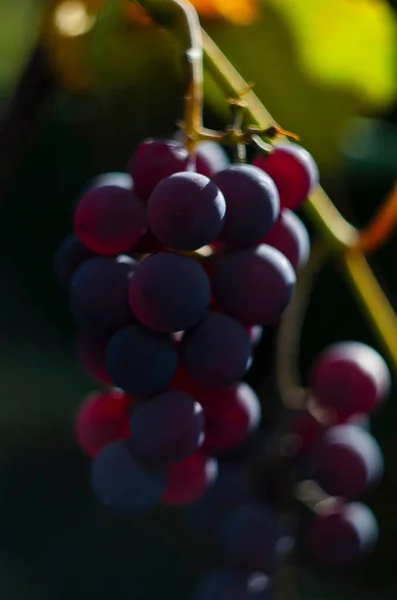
[55,133,391,599]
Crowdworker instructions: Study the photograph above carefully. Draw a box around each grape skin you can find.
[259,209,310,271]
[212,164,279,247]
[211,245,296,326]
[91,439,165,512]
[181,313,252,388]
[106,325,178,397]
[129,252,211,333]
[195,570,271,600]
[161,452,218,506]
[148,172,226,251]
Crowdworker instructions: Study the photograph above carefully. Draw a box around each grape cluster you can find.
[55,136,390,598]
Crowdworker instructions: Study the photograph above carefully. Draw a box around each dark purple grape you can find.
[253,142,319,210]
[162,451,218,506]
[181,313,252,388]
[195,570,271,600]
[91,439,165,512]
[221,503,280,573]
[148,172,226,250]
[106,325,178,397]
[212,245,296,326]
[69,257,136,337]
[130,391,204,465]
[305,502,378,564]
[311,424,383,499]
[213,164,279,247]
[259,209,310,271]
[195,141,230,177]
[309,341,391,418]
[128,138,189,200]
[74,185,147,255]
[54,233,97,289]
[129,252,210,333]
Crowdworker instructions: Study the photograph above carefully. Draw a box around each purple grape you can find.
[130,391,204,465]
[259,209,310,271]
[195,141,230,177]
[309,341,391,418]
[54,233,97,289]
[312,424,383,499]
[128,138,189,200]
[74,185,147,255]
[305,502,378,564]
[212,164,279,247]
[91,439,165,512]
[212,245,296,326]
[105,325,178,397]
[162,451,218,506]
[195,570,271,600]
[181,313,252,388]
[221,503,280,573]
[253,142,319,211]
[69,257,136,337]
[148,172,226,250]
[129,252,210,333]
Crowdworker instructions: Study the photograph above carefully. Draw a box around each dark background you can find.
[1,0,397,598]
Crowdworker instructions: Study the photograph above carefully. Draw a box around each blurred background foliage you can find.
[1,0,397,598]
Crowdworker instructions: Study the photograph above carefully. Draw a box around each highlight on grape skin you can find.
[128,252,211,333]
[130,390,205,465]
[194,569,271,600]
[212,164,279,247]
[105,324,178,397]
[305,502,379,564]
[75,388,132,457]
[147,172,226,251]
[309,341,391,418]
[74,184,147,255]
[91,439,165,513]
[181,312,253,388]
[211,245,296,326]
[311,424,384,499]
[253,142,319,210]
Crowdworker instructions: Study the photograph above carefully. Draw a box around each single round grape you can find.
[130,391,204,465]
[147,172,226,251]
[69,257,136,337]
[77,332,113,385]
[309,341,391,418]
[253,142,319,210]
[196,383,261,450]
[54,233,97,289]
[106,325,178,397]
[312,424,383,499]
[260,209,310,271]
[305,502,378,564]
[195,141,230,177]
[89,172,133,190]
[162,452,218,505]
[74,185,147,255]
[221,503,280,573]
[195,570,271,600]
[129,252,210,333]
[212,245,296,326]
[128,138,189,200]
[193,465,255,534]
[181,313,252,388]
[75,389,132,457]
[91,439,165,512]
[212,164,279,247]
